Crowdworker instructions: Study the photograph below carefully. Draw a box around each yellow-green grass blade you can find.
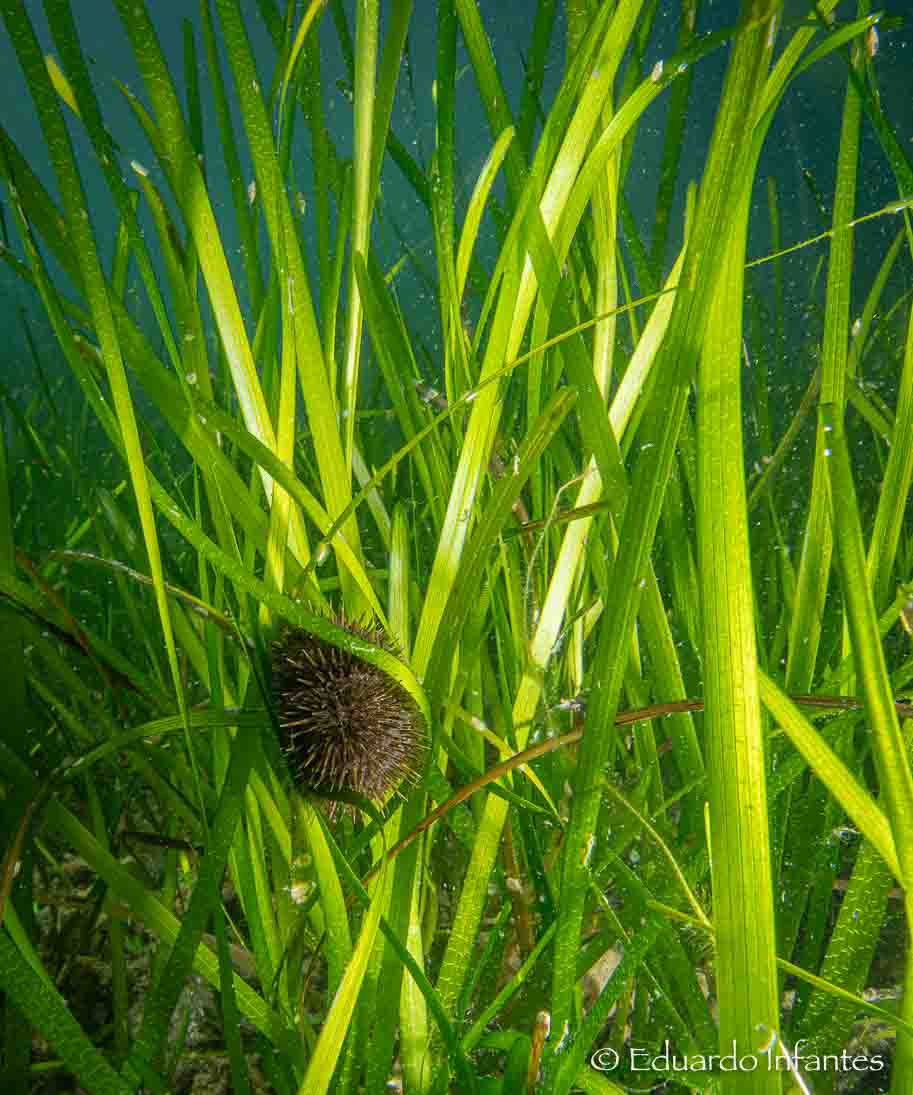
[547,1,780,1051]
[432,0,470,412]
[823,404,913,1085]
[783,21,860,695]
[235,789,285,1014]
[212,0,364,599]
[698,202,781,1093]
[19,207,374,627]
[820,8,913,202]
[9,225,409,732]
[368,5,414,319]
[397,862,433,1094]
[338,0,379,477]
[260,248,301,624]
[572,1073,627,1095]
[298,799,352,1004]
[414,0,643,683]
[847,374,893,441]
[867,293,913,607]
[113,0,314,569]
[456,126,515,304]
[129,166,214,403]
[760,674,901,879]
[431,161,688,1064]
[354,254,449,526]
[11,223,306,620]
[324,810,480,1094]
[777,950,913,1035]
[372,507,431,1093]
[299,29,336,369]
[847,226,905,381]
[590,122,619,399]
[200,0,264,314]
[277,0,330,131]
[297,832,381,1094]
[351,441,393,550]
[43,51,79,116]
[411,249,522,678]
[424,388,577,698]
[770,26,866,979]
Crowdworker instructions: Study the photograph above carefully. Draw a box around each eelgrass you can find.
[1,1,912,1093]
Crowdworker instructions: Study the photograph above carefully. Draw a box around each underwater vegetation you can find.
[0,0,912,1092]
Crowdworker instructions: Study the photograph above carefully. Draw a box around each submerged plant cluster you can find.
[0,1,912,1093]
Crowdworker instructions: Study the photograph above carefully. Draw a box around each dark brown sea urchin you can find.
[272,619,424,802]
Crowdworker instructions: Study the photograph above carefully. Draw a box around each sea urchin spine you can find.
[272,618,424,802]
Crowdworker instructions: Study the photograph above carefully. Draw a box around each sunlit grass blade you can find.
[783,25,860,695]
[698,204,781,1095]
[2,0,911,1089]
[456,125,515,306]
[866,293,913,606]
[823,404,913,1087]
[759,673,901,880]
[547,0,779,1056]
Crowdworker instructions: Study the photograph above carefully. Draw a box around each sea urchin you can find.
[272,618,424,802]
